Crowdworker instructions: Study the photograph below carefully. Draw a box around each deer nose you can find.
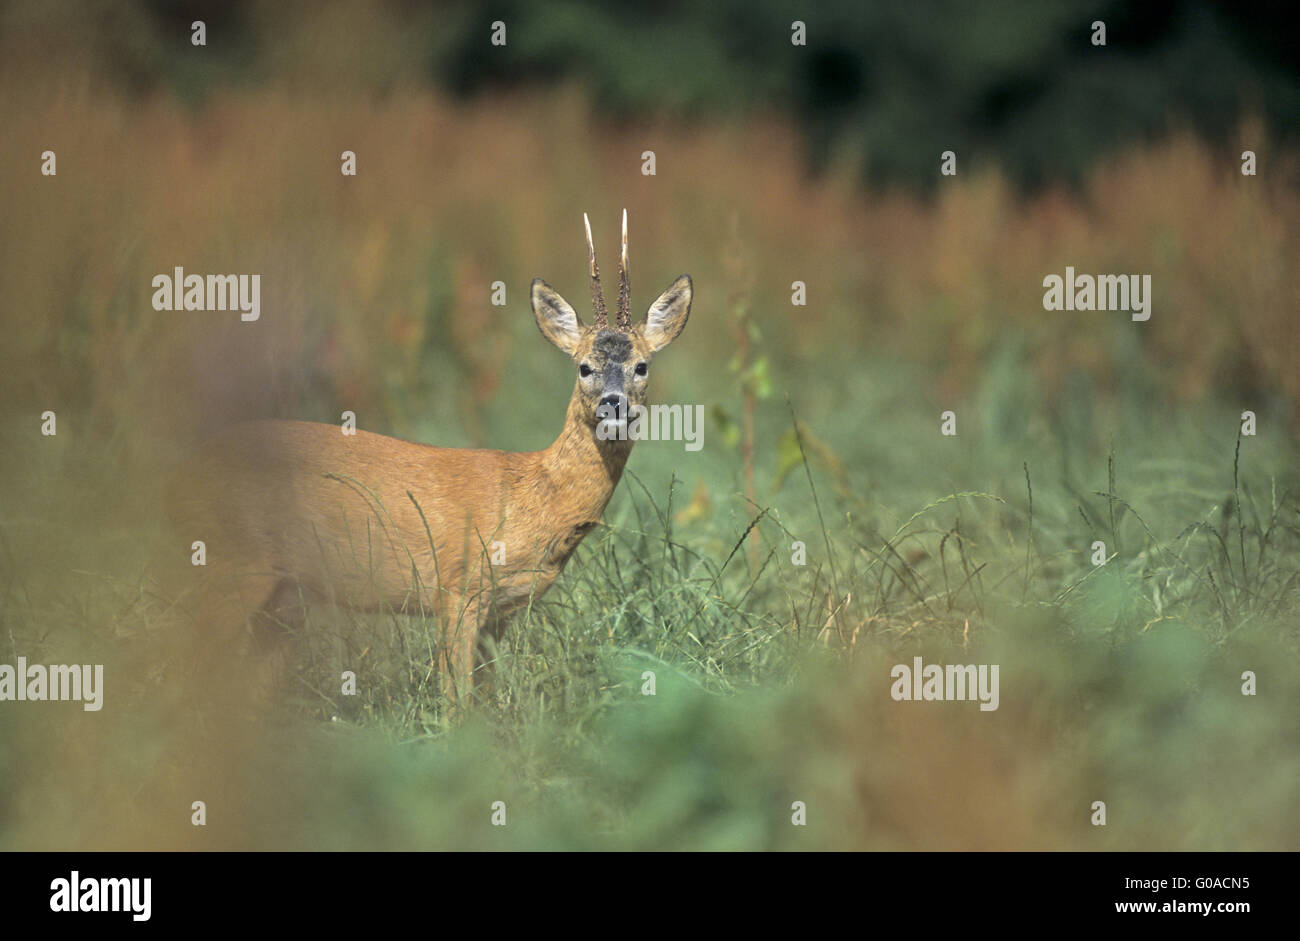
[597,394,627,420]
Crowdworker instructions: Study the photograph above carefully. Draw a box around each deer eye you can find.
[579,363,593,378]
[635,362,648,376]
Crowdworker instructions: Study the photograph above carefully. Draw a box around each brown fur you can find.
[164,229,691,707]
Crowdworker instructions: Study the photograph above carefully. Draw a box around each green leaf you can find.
[773,428,806,491]
[712,404,741,449]
[744,355,772,400]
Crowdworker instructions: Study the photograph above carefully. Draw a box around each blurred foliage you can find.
[440,0,1300,190]
[0,0,1297,850]
[6,0,1296,190]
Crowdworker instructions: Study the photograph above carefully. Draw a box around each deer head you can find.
[531,210,692,439]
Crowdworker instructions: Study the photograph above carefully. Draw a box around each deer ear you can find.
[532,279,584,355]
[643,275,692,353]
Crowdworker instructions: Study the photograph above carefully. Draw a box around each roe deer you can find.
[165,211,691,705]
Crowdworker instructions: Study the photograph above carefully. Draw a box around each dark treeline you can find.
[15,0,1300,190]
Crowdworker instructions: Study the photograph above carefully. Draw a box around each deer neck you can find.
[538,383,633,522]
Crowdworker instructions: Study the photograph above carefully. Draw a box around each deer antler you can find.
[616,208,631,329]
[584,213,608,329]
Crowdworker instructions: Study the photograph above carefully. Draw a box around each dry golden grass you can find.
[3,65,1294,448]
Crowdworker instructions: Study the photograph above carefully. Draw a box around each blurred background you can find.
[0,0,1297,850]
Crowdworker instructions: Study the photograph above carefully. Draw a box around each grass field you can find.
[1,53,1297,849]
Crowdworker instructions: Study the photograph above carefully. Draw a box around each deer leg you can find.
[440,593,487,707]
[248,579,307,700]
[183,571,283,707]
[473,608,510,700]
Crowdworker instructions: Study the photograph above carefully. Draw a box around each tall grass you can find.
[0,32,1297,849]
